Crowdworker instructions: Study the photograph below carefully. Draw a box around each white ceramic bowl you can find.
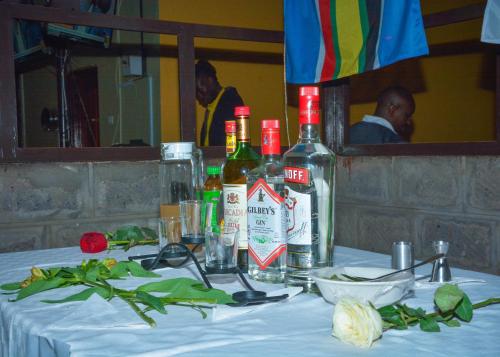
[312,266,415,307]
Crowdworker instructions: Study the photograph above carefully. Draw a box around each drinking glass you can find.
[204,200,239,273]
[158,216,183,256]
[179,200,204,244]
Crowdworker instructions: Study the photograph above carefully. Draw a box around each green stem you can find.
[472,298,500,309]
[117,294,156,327]
[108,240,158,246]
[82,278,156,327]
[385,298,500,330]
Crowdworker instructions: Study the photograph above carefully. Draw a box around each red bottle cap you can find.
[261,119,280,130]
[299,86,320,125]
[225,120,236,133]
[234,106,250,117]
[261,119,281,155]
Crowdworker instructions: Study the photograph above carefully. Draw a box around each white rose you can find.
[332,298,383,348]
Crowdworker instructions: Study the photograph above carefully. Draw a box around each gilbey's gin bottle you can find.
[283,87,335,292]
[247,119,287,283]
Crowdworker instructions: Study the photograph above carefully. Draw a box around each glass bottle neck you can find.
[299,123,321,142]
[236,117,251,142]
[262,154,281,162]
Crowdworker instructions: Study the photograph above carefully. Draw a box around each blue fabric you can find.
[284,0,321,83]
[377,0,429,67]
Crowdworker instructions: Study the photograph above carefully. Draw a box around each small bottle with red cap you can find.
[246,119,287,283]
[283,86,335,292]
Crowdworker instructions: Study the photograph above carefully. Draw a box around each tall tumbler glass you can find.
[204,200,239,274]
[179,200,204,244]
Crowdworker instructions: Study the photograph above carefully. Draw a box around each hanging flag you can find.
[285,0,429,84]
[481,0,500,44]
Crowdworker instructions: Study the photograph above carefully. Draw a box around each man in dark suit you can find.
[349,86,415,144]
[195,60,244,146]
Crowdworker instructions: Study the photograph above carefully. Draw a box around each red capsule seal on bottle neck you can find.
[299,86,320,125]
[261,119,281,156]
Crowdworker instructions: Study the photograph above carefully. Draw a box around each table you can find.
[1,245,500,357]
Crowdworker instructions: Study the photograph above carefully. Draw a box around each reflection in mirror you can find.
[348,46,496,145]
[190,38,296,148]
[13,5,163,148]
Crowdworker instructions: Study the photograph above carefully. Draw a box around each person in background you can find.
[195,60,244,146]
[349,86,415,144]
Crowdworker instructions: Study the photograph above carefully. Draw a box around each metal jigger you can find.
[430,240,452,282]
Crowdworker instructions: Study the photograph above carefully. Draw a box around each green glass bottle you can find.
[222,106,260,272]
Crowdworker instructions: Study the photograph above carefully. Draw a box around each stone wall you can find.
[335,156,500,275]
[0,161,159,252]
[1,156,499,275]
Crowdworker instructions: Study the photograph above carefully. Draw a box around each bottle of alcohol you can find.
[222,106,260,272]
[202,166,222,233]
[247,119,287,283]
[225,120,237,157]
[283,86,335,292]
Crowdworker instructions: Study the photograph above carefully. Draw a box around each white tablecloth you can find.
[1,245,500,357]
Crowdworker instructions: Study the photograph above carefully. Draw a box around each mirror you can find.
[346,49,496,145]
[13,1,165,148]
[191,37,294,148]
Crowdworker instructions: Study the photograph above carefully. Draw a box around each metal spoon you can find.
[342,253,445,282]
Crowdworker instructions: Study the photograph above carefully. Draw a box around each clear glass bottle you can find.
[247,119,287,283]
[222,106,260,272]
[282,86,335,292]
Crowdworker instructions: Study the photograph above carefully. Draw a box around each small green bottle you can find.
[202,166,222,232]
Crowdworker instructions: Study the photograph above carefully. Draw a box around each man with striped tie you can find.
[196,60,244,147]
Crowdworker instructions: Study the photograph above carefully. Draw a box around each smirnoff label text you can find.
[223,184,248,249]
[284,186,311,245]
[247,179,286,269]
[284,167,310,185]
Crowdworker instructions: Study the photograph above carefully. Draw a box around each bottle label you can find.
[201,189,221,232]
[226,134,236,155]
[284,166,310,185]
[247,179,286,269]
[284,185,312,245]
[223,184,248,249]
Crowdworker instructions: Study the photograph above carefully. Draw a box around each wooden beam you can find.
[0,10,18,160]
[423,2,485,28]
[178,31,197,143]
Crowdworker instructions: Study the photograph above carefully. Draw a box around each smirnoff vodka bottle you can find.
[283,86,335,292]
[247,119,287,283]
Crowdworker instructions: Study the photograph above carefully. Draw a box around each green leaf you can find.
[137,278,234,305]
[16,277,67,301]
[419,317,441,332]
[141,227,158,240]
[443,319,461,327]
[126,261,160,278]
[384,314,407,329]
[434,284,464,313]
[48,268,62,278]
[42,286,111,303]
[136,291,167,314]
[455,293,473,322]
[109,262,129,278]
[400,304,425,318]
[85,266,101,283]
[1,282,22,291]
[113,226,145,242]
[378,305,399,318]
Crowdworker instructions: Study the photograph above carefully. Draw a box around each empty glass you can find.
[179,200,204,244]
[158,216,183,256]
[204,200,239,273]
